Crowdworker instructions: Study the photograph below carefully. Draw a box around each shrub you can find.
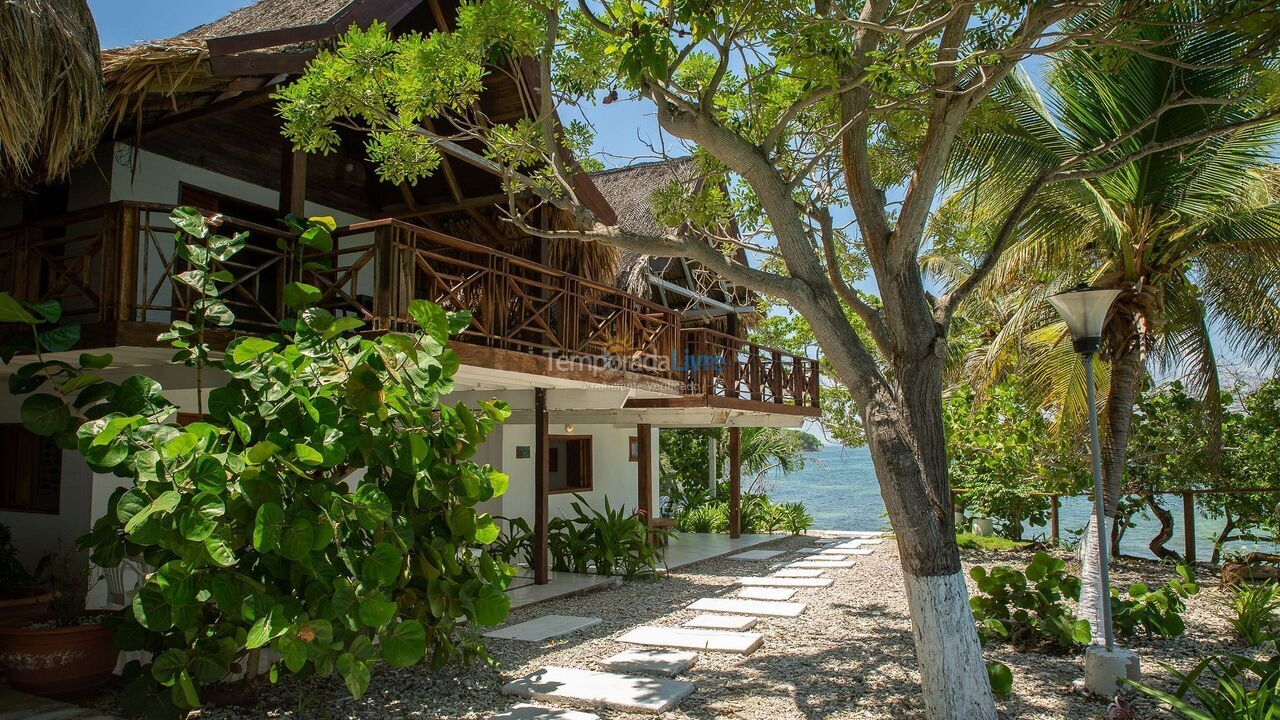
[677,503,728,533]
[969,552,1090,652]
[1227,581,1280,646]
[1111,565,1198,638]
[492,516,533,567]
[2,209,513,716]
[549,496,665,579]
[1128,650,1279,719]
[778,502,814,535]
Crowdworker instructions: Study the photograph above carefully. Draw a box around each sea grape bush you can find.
[1111,565,1198,639]
[969,552,1090,652]
[1,208,512,718]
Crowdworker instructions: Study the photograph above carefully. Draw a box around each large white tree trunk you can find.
[904,570,996,720]
[1076,513,1114,643]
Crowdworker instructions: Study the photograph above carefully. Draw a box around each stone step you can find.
[503,666,695,714]
[599,648,697,677]
[684,613,758,631]
[618,626,764,655]
[688,597,807,617]
[783,560,854,570]
[485,615,602,642]
[772,568,825,578]
[736,576,833,588]
[817,548,874,556]
[823,531,886,538]
[490,704,600,720]
[831,539,883,549]
[727,549,785,560]
[737,587,796,601]
[0,690,121,720]
[802,552,867,562]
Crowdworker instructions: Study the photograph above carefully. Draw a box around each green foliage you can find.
[3,209,514,717]
[986,660,1014,699]
[490,516,533,568]
[1227,581,1280,646]
[676,503,727,534]
[1110,565,1198,639]
[548,495,666,579]
[1204,378,1280,555]
[777,501,815,535]
[1127,649,1280,720]
[946,381,1086,540]
[0,524,34,593]
[955,533,1031,552]
[969,553,1090,652]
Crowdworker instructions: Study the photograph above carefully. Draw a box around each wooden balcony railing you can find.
[0,201,296,332]
[0,203,820,409]
[680,328,820,409]
[322,220,680,371]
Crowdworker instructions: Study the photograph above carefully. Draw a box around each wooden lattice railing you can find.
[325,220,681,371]
[680,328,820,408]
[0,204,820,407]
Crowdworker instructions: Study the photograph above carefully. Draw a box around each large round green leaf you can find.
[380,620,426,667]
[253,503,285,551]
[280,515,315,561]
[20,394,70,436]
[352,485,391,530]
[357,595,397,628]
[360,543,402,588]
[132,583,175,631]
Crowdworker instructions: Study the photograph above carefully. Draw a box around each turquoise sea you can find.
[763,445,1277,561]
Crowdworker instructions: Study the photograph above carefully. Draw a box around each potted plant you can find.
[969,500,995,536]
[0,549,119,699]
[0,523,54,626]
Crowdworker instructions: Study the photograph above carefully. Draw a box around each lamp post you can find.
[1049,284,1138,695]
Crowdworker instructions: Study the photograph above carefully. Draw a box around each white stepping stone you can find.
[684,614,758,631]
[503,666,694,714]
[803,552,868,561]
[818,547,874,556]
[832,539,884,549]
[824,530,886,538]
[688,597,807,617]
[785,560,854,569]
[772,568,825,578]
[485,615,602,642]
[727,549,785,560]
[490,704,600,720]
[737,587,796,601]
[736,576,833,588]
[618,626,763,655]
[600,648,698,677]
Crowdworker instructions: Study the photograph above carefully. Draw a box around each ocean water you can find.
[763,445,1277,561]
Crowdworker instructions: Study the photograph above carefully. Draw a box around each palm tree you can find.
[933,8,1280,639]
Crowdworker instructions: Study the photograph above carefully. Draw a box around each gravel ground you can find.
[110,534,1245,719]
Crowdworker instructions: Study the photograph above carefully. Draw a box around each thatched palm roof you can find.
[591,158,699,296]
[0,0,104,191]
[181,0,351,39]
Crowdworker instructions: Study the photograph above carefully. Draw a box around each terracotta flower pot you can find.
[0,610,119,699]
[0,588,55,627]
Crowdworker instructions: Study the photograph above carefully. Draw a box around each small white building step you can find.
[736,576,833,588]
[772,568,825,578]
[737,587,796,601]
[485,615,602,642]
[490,704,600,720]
[600,648,697,677]
[618,626,763,655]
[688,597,807,617]
[502,666,694,714]
[784,560,854,569]
[684,613,758,631]
[0,689,120,720]
[727,549,785,560]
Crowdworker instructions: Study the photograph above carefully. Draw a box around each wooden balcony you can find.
[0,202,819,413]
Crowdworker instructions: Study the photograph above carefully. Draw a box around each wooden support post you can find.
[707,436,717,493]
[637,423,652,534]
[728,426,741,539]
[279,148,307,217]
[534,388,549,585]
[1050,495,1060,545]
[1182,492,1196,566]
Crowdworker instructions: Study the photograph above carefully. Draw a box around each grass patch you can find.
[956,532,1031,552]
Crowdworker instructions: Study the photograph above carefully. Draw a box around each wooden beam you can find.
[728,427,741,539]
[534,388,550,585]
[210,50,315,78]
[637,423,652,523]
[279,147,307,216]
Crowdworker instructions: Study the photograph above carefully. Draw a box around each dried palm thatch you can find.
[101,38,214,138]
[0,0,104,191]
